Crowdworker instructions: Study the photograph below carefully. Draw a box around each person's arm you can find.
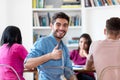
[85,41,95,70]
[85,53,94,70]
[69,75,78,80]
[82,49,88,58]
[24,44,62,69]
[24,53,51,69]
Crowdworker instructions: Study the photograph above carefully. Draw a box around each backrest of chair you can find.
[98,66,120,80]
[91,40,120,80]
[0,64,20,80]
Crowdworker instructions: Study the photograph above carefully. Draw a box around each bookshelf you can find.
[84,0,120,7]
[32,0,82,51]
[32,0,120,51]
[83,0,120,41]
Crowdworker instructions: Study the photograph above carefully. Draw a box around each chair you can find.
[0,64,20,80]
[98,66,120,80]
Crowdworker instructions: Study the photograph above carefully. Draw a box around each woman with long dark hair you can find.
[0,26,28,80]
[70,33,95,80]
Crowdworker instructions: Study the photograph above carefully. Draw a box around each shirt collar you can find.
[49,33,63,46]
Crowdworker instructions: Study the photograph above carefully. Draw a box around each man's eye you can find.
[56,23,61,26]
[63,24,68,27]
[57,24,61,26]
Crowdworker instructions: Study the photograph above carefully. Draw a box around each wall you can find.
[0,0,33,51]
[0,0,33,80]
[0,0,7,40]
[84,6,120,41]
[7,0,33,51]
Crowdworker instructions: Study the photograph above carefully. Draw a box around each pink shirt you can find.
[0,43,28,80]
[89,39,120,79]
[70,49,95,78]
[70,49,86,65]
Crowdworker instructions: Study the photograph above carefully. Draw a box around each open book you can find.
[72,65,85,70]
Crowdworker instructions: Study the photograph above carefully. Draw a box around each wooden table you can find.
[73,67,95,72]
[24,67,95,72]
[24,68,95,80]
[24,68,38,80]
[24,68,37,72]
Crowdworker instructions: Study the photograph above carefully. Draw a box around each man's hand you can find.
[50,44,62,60]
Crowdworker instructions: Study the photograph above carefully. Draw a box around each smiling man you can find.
[24,12,76,80]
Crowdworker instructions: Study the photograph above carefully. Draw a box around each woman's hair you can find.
[0,26,22,47]
[78,33,92,51]
[52,12,69,24]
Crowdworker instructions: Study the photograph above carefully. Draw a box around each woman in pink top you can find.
[70,33,95,80]
[0,26,28,80]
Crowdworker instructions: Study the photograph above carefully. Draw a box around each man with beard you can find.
[24,12,76,80]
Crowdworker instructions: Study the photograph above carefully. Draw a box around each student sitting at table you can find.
[85,17,120,80]
[0,26,28,80]
[70,33,95,80]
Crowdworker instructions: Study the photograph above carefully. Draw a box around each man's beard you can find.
[53,30,66,39]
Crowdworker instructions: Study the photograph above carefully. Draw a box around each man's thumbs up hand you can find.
[50,43,62,60]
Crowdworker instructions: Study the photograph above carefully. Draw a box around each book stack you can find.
[32,0,44,8]
[33,12,51,27]
[68,37,79,45]
[69,15,81,26]
[33,32,47,43]
[61,0,81,8]
[84,0,120,7]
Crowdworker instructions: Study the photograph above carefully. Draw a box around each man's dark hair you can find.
[52,12,69,24]
[106,17,120,36]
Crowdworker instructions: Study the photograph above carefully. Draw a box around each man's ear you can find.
[50,23,53,29]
